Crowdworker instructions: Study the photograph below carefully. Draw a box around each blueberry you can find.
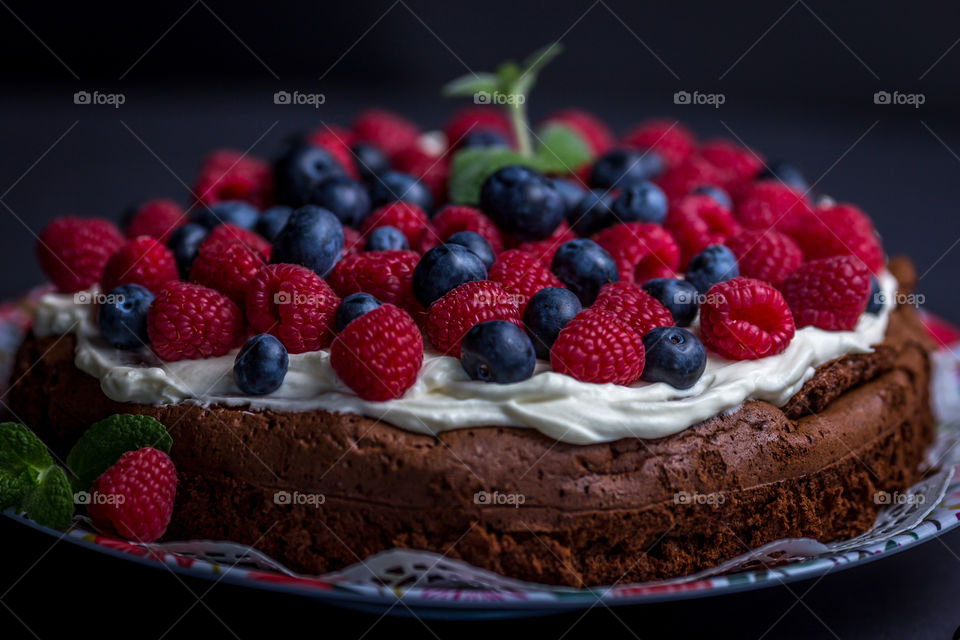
[523,287,582,359]
[685,245,738,295]
[642,278,700,327]
[335,292,382,332]
[550,178,587,217]
[759,161,809,193]
[551,239,619,306]
[479,165,565,240]
[274,145,346,206]
[612,181,668,225]
[271,205,344,278]
[446,231,495,269]
[350,143,390,183]
[458,129,509,150]
[166,223,209,279]
[369,170,433,213]
[866,275,885,314]
[366,226,409,251]
[307,176,371,228]
[590,149,663,190]
[97,284,154,350]
[412,244,487,307]
[460,320,536,383]
[191,200,259,230]
[568,189,615,236]
[690,185,732,210]
[640,327,706,390]
[233,334,289,395]
[255,206,292,243]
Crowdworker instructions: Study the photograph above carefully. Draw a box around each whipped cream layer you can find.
[32,272,897,444]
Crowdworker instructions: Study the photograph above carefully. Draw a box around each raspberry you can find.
[424,280,522,356]
[330,304,423,401]
[351,108,420,156]
[124,199,186,242]
[550,309,644,385]
[192,149,273,209]
[734,181,813,233]
[444,106,512,144]
[781,256,871,331]
[87,447,177,543]
[390,145,449,208]
[541,109,614,155]
[655,155,726,201]
[189,240,265,304]
[245,263,340,353]
[621,119,696,168]
[664,195,740,269]
[360,202,429,246]
[327,250,419,310]
[147,281,243,361]
[36,216,124,293]
[592,282,674,337]
[305,124,359,179]
[514,221,578,266]
[487,249,562,312]
[342,226,362,256]
[699,277,795,360]
[725,228,803,287]
[788,203,884,273]
[101,236,179,295]
[592,222,680,284]
[698,140,764,191]
[415,205,504,255]
[200,223,271,259]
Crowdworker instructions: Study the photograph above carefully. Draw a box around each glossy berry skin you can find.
[255,206,292,243]
[640,327,706,390]
[368,170,433,213]
[123,199,186,242]
[101,236,179,295]
[270,205,344,278]
[191,200,259,230]
[550,239,619,306]
[781,255,872,331]
[246,263,340,353]
[458,130,509,150]
[593,282,674,338]
[335,292,382,332]
[479,165,565,241]
[36,216,125,293]
[350,143,390,183]
[327,250,419,311]
[189,239,264,304]
[147,282,242,361]
[642,278,700,327]
[424,280,522,356]
[550,178,587,217]
[487,249,563,313]
[590,149,663,190]
[446,231,495,269]
[416,205,504,255]
[273,145,347,207]
[307,176,371,228]
[612,181,668,225]
[366,226,409,251]
[523,287,582,360]
[758,161,809,193]
[569,189,616,237]
[166,223,209,280]
[97,284,154,350]
[726,229,803,287]
[412,243,488,307]
[700,277,795,360]
[233,334,289,395]
[685,244,739,295]
[550,309,644,385]
[865,276,884,314]
[361,202,429,247]
[460,320,536,383]
[690,185,732,210]
[592,222,679,285]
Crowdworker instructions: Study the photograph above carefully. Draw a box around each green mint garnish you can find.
[23,466,73,530]
[0,421,53,478]
[0,422,74,530]
[66,414,172,492]
[531,124,593,174]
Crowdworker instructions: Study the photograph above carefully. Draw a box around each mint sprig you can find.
[0,422,74,530]
[66,414,172,492]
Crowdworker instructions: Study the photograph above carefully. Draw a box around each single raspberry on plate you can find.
[189,239,265,304]
[734,181,813,233]
[360,202,429,247]
[390,145,450,208]
[655,155,726,201]
[326,250,419,310]
[725,228,803,287]
[550,308,644,385]
[425,280,522,356]
[37,216,125,293]
[87,447,177,543]
[192,149,273,209]
[305,124,359,179]
[514,221,579,266]
[342,226,362,257]
[541,108,615,155]
[330,303,423,401]
[124,199,186,242]
[101,236,179,295]
[592,222,680,284]
[415,205,504,255]
[351,108,421,156]
[787,203,884,273]
[664,194,740,269]
[781,256,871,331]
[245,263,340,353]
[592,281,674,337]
[621,119,696,168]
[200,223,271,259]
[147,281,242,360]
[698,140,764,191]
[700,277,795,360]
[444,106,512,144]
[487,249,562,312]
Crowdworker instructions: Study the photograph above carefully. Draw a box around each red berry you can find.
[424,280,522,356]
[200,223,271,259]
[101,236,179,295]
[698,140,764,191]
[592,281,674,337]
[147,281,243,361]
[725,228,803,287]
[342,226,362,256]
[351,108,420,156]
[305,124,359,179]
[655,155,726,201]
[36,216,124,293]
[734,181,813,233]
[330,304,423,401]
[781,256,871,331]
[415,205,504,255]
[699,277,795,360]
[664,195,740,269]
[245,263,340,353]
[592,222,680,284]
[514,221,579,266]
[87,447,177,543]
[550,309,644,385]
[621,119,696,168]
[391,145,450,207]
[124,199,186,242]
[326,250,419,310]
[190,239,264,304]
[788,203,884,273]
[541,109,614,156]
[487,249,563,312]
[360,202,429,247]
[192,149,272,209]
[444,106,512,145]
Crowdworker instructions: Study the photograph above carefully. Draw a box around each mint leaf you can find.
[0,422,53,479]
[0,469,31,511]
[23,466,73,530]
[533,124,593,174]
[448,148,531,205]
[441,72,499,98]
[66,414,172,492]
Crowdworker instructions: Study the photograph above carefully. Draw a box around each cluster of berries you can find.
[35,106,886,400]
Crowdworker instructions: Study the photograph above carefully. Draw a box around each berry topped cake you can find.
[7,47,934,587]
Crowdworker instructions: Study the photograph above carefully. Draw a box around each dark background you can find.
[2,1,960,638]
